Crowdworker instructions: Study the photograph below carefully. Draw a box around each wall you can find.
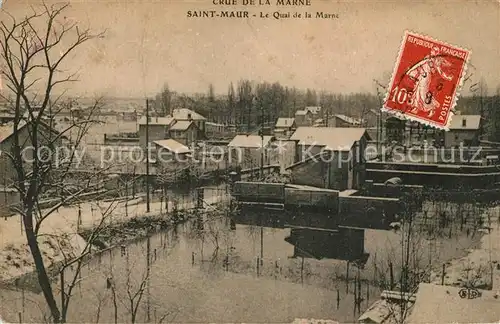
[0,124,64,186]
[138,124,167,148]
[444,129,479,148]
[295,113,313,127]
[0,188,20,216]
[275,140,296,171]
[170,124,197,146]
[274,126,295,139]
[290,148,354,191]
[284,188,338,211]
[289,154,329,188]
[329,116,352,128]
[232,181,285,203]
[338,195,400,229]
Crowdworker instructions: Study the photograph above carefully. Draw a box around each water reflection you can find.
[285,227,369,265]
[55,191,490,323]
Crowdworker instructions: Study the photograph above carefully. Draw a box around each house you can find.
[169,120,198,147]
[326,114,362,128]
[0,121,67,187]
[227,134,274,169]
[295,110,313,127]
[385,116,406,144]
[138,116,175,148]
[406,283,500,324]
[171,108,206,137]
[287,127,370,191]
[0,108,15,124]
[274,118,297,138]
[153,139,192,171]
[384,116,442,147]
[444,115,481,147]
[205,121,234,139]
[305,106,322,116]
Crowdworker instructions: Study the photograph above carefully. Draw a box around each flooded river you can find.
[57,190,486,323]
[1,187,488,323]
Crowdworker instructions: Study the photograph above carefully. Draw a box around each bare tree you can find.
[0,3,108,322]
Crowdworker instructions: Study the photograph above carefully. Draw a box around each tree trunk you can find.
[24,213,61,322]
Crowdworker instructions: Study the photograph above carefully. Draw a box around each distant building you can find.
[385,116,406,144]
[444,115,481,147]
[171,108,206,137]
[295,110,313,127]
[169,120,199,146]
[274,117,297,138]
[287,127,370,190]
[384,116,442,146]
[138,116,175,148]
[227,134,274,169]
[304,106,322,116]
[326,114,362,128]
[0,121,67,186]
[153,139,191,171]
[0,108,15,124]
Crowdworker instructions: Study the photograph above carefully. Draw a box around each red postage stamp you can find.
[382,31,470,130]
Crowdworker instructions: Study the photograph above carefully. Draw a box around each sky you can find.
[2,0,500,98]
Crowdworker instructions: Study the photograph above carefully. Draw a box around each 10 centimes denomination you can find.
[382,31,471,130]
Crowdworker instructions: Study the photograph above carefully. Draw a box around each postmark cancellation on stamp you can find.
[382,31,471,130]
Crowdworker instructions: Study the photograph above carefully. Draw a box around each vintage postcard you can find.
[0,0,499,323]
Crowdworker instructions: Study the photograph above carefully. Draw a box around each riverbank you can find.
[429,205,500,290]
[0,189,229,284]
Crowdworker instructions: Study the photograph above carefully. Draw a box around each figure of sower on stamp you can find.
[383,31,470,130]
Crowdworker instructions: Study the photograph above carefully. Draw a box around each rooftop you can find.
[0,120,69,145]
[290,126,369,151]
[153,139,191,154]
[333,114,362,125]
[295,110,309,116]
[228,134,273,148]
[170,120,194,131]
[171,108,206,121]
[275,117,296,128]
[448,115,481,130]
[305,106,322,115]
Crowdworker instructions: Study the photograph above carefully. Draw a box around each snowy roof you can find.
[305,106,322,115]
[275,117,296,128]
[290,127,369,151]
[295,110,309,116]
[448,115,481,130]
[227,134,273,148]
[138,116,174,126]
[170,120,194,131]
[0,121,66,144]
[171,108,206,121]
[406,283,500,324]
[291,319,339,324]
[358,299,395,324]
[334,114,362,125]
[153,139,190,154]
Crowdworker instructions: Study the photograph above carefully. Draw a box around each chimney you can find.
[156,116,158,122]
[462,118,466,127]
[188,113,192,120]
